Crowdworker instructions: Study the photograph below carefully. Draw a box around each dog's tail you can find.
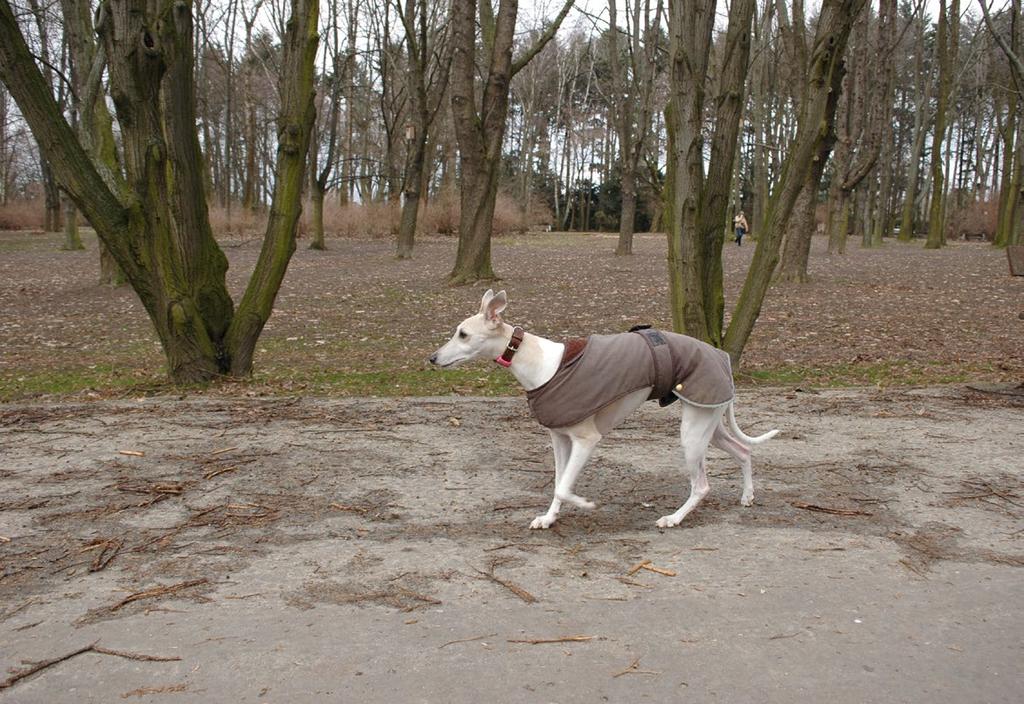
[727,401,779,445]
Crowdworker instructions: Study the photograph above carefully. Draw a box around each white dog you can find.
[430,290,778,530]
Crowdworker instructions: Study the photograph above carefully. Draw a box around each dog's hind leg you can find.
[656,404,724,529]
[531,431,571,530]
[711,422,754,506]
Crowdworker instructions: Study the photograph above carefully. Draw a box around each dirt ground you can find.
[1,230,1022,397]
[1,387,1021,702]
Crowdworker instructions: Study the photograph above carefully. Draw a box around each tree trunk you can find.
[722,0,865,363]
[60,192,82,250]
[60,0,127,285]
[615,169,638,255]
[396,137,426,259]
[223,0,320,375]
[777,173,816,283]
[0,0,319,382]
[665,0,754,345]
[42,163,62,232]
[995,98,1016,247]
[448,0,573,283]
[925,0,959,249]
[309,180,326,250]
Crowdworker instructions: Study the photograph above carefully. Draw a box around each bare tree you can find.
[981,0,1024,246]
[925,0,960,248]
[0,0,320,381]
[448,0,573,284]
[308,0,348,250]
[722,0,868,362]
[394,0,451,259]
[607,0,663,255]
[665,0,755,344]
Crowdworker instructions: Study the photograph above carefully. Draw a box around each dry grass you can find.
[308,190,553,240]
[946,197,998,240]
[0,199,45,231]
[206,204,266,237]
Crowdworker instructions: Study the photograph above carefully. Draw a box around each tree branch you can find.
[979,0,1024,91]
[511,0,575,76]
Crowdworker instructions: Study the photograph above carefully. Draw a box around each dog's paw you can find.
[656,514,682,529]
[740,491,754,507]
[530,514,556,530]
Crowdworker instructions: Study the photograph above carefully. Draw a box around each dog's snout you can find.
[429,352,438,365]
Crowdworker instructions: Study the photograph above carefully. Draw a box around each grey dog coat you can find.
[525,330,734,429]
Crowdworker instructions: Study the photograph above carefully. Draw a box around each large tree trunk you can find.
[0,0,319,382]
[665,0,754,345]
[777,174,816,283]
[222,0,320,375]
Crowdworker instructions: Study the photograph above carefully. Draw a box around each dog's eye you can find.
[458,330,468,340]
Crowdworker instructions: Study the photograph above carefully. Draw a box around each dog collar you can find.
[495,326,525,367]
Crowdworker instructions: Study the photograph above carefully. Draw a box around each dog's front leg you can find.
[531,431,570,530]
[553,429,601,509]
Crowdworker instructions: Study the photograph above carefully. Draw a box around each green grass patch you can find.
[252,367,522,397]
[0,358,1011,403]
[741,360,985,388]
[0,365,160,401]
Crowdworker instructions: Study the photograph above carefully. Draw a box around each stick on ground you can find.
[507,635,593,644]
[0,641,181,690]
[474,568,537,604]
[109,578,208,612]
[438,633,498,649]
[791,501,872,517]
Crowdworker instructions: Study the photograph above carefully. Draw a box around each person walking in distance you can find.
[733,210,749,246]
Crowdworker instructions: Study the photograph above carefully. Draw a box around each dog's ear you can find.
[479,288,495,315]
[484,290,508,325]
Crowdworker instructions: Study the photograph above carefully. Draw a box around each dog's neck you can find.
[498,323,563,391]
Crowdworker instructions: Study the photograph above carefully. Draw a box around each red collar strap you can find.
[495,326,525,367]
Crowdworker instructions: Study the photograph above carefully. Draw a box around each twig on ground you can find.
[79,538,122,572]
[507,635,593,645]
[791,501,873,516]
[626,560,676,577]
[616,576,652,588]
[0,641,180,690]
[203,466,239,480]
[210,446,239,456]
[474,568,537,603]
[329,503,370,514]
[612,657,661,678]
[117,450,145,457]
[0,598,36,622]
[109,579,209,612]
[491,501,540,512]
[438,633,498,649]
[627,560,651,575]
[122,683,188,698]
